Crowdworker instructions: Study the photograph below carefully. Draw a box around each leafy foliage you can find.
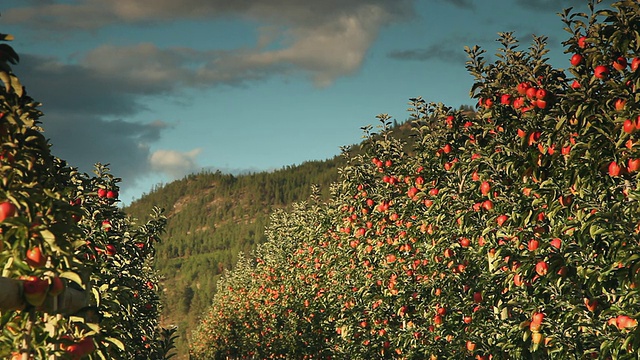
[190,1,640,359]
[0,19,175,360]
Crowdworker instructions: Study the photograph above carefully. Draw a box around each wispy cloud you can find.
[3,0,415,184]
[388,42,468,64]
[150,148,202,179]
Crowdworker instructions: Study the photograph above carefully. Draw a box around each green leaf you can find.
[59,271,84,288]
[105,336,126,350]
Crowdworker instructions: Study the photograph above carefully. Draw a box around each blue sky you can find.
[1,0,593,204]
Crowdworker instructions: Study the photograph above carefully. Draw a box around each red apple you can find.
[535,99,547,109]
[631,57,640,72]
[528,131,541,146]
[23,276,49,306]
[496,214,508,226]
[512,98,525,111]
[615,315,638,330]
[571,80,581,89]
[500,93,512,105]
[615,98,626,111]
[584,298,598,312]
[623,119,636,133]
[480,181,491,196]
[97,188,107,198]
[26,246,46,268]
[594,65,609,79]
[535,261,549,276]
[528,239,539,251]
[628,158,640,173]
[102,220,112,231]
[570,53,583,66]
[613,56,627,71]
[49,275,65,296]
[106,190,118,199]
[526,86,538,99]
[0,201,17,222]
[578,36,587,48]
[473,291,483,303]
[550,238,562,250]
[516,82,531,95]
[608,161,622,177]
[106,244,116,256]
[535,88,547,99]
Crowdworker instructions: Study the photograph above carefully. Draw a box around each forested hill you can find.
[124,153,345,346]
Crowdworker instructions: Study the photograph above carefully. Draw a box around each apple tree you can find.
[191,1,640,359]
[0,24,175,360]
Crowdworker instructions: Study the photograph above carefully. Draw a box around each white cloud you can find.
[149,148,203,179]
[6,1,413,87]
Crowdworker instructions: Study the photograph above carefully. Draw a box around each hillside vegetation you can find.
[124,118,459,355]
[125,150,344,351]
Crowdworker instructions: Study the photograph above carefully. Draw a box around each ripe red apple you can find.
[535,99,548,109]
[535,261,549,276]
[500,93,512,105]
[0,201,17,222]
[105,244,116,256]
[480,181,491,196]
[578,36,587,48]
[532,312,545,325]
[594,65,609,79]
[571,80,581,89]
[482,200,494,211]
[102,220,112,231]
[496,215,508,226]
[106,190,118,199]
[473,291,483,303]
[516,82,531,95]
[615,315,638,330]
[443,115,454,127]
[526,86,538,99]
[528,239,539,251]
[608,161,622,177]
[23,276,49,306]
[535,88,547,99]
[570,53,583,66]
[613,56,627,71]
[49,276,65,296]
[632,57,640,72]
[528,131,541,146]
[513,97,525,109]
[584,298,598,312]
[623,119,636,133]
[615,98,626,111]
[26,246,46,268]
[628,158,640,173]
[97,188,107,198]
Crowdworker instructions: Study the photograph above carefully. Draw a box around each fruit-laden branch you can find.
[0,277,88,315]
